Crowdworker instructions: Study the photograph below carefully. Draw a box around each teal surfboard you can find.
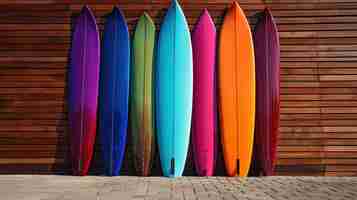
[156,0,193,177]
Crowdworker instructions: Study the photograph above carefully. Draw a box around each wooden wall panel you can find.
[0,0,356,176]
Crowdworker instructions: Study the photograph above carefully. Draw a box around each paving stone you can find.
[0,176,356,200]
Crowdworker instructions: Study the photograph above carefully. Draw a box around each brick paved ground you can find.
[0,175,356,200]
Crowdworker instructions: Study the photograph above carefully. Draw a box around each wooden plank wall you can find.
[0,0,356,176]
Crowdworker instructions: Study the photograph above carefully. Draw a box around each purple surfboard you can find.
[68,6,100,176]
[191,9,217,176]
[251,8,280,176]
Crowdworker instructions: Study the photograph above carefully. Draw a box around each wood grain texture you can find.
[0,0,356,176]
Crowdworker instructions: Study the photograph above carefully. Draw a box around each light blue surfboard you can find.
[156,0,193,177]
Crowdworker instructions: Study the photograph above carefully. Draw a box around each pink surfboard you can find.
[191,9,217,176]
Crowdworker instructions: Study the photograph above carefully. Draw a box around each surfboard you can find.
[218,2,255,177]
[156,0,193,177]
[130,12,156,176]
[68,5,100,176]
[191,9,217,177]
[99,7,130,176]
[251,8,280,176]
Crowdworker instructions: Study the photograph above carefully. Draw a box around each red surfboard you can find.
[251,8,280,176]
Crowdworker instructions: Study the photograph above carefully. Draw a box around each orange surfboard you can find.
[218,2,255,177]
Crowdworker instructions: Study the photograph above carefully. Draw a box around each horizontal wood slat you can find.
[0,0,356,176]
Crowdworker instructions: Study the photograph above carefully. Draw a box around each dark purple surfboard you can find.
[251,8,280,176]
[68,6,100,176]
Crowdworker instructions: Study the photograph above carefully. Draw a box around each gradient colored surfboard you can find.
[130,12,156,176]
[99,7,130,176]
[191,9,217,177]
[218,2,256,177]
[251,8,280,176]
[68,6,100,176]
[156,0,193,177]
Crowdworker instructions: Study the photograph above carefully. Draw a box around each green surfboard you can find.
[130,12,156,176]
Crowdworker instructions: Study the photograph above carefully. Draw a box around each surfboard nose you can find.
[81,4,91,13]
[231,1,239,10]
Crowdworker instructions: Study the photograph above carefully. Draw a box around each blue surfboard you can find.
[156,0,193,177]
[99,6,130,176]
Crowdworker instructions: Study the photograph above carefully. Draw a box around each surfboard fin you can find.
[237,159,240,175]
[171,158,175,175]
